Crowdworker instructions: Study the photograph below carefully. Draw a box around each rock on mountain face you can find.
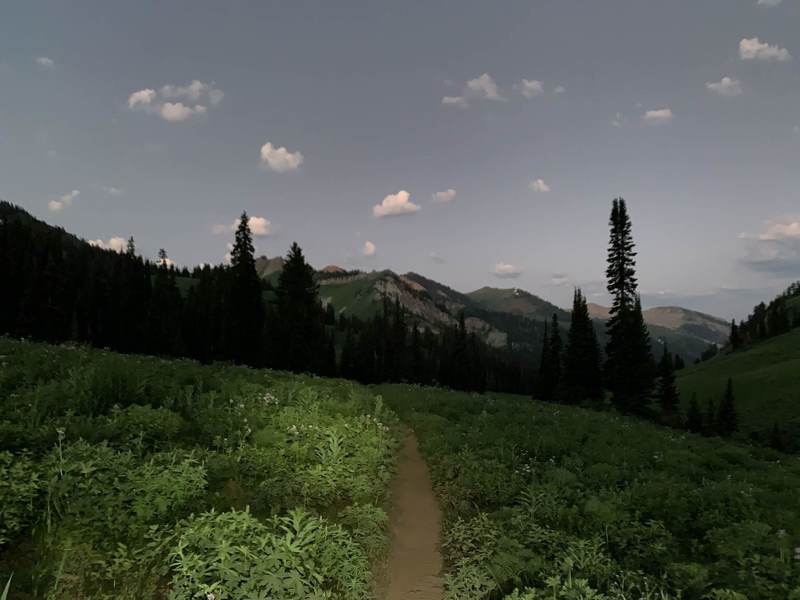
[256,258,726,359]
[588,303,729,346]
[255,256,285,279]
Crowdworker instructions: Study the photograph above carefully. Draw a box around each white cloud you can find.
[739,219,800,241]
[643,108,674,125]
[160,102,206,122]
[373,190,420,218]
[553,85,566,95]
[429,251,446,264]
[160,80,224,105]
[89,236,127,252]
[551,273,569,286]
[739,37,791,62]
[48,189,79,212]
[757,0,782,7]
[362,240,376,256]
[127,80,222,121]
[739,217,800,274]
[260,142,304,172]
[157,256,175,267]
[494,262,521,279]
[441,96,468,109]
[612,112,625,127]
[706,76,743,96]
[466,73,505,101]
[517,79,544,99]
[213,215,272,237]
[530,178,551,193]
[100,186,124,197]
[35,56,55,69]
[128,88,157,109]
[432,188,456,203]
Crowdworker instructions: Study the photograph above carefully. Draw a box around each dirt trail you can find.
[383,430,444,600]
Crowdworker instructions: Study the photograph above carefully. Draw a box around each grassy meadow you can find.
[0,337,400,599]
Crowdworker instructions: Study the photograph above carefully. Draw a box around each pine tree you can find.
[604,198,653,413]
[225,212,265,365]
[704,398,717,436]
[275,242,326,373]
[716,377,738,436]
[686,393,703,433]
[126,236,136,256]
[563,288,602,402]
[536,319,551,400]
[655,344,680,414]
[728,319,741,350]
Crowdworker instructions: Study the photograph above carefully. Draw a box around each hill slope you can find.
[677,328,800,436]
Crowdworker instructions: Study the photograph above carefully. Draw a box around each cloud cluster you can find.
[516,79,544,99]
[260,142,304,172]
[757,0,782,6]
[642,108,674,125]
[443,74,562,108]
[89,237,127,252]
[373,190,420,218]
[213,215,272,237]
[48,189,79,212]
[706,76,743,96]
[127,80,223,122]
[739,37,791,62]
[530,179,551,193]
[362,240,376,257]
[494,262,521,279]
[432,188,456,203]
[739,218,800,274]
[35,56,55,69]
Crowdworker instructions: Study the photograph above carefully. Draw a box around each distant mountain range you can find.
[255,256,728,361]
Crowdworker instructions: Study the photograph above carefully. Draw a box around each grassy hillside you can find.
[381,383,800,599]
[677,328,800,435]
[467,286,569,322]
[0,338,400,598]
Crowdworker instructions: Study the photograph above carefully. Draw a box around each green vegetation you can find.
[0,337,400,599]
[678,328,800,438]
[381,384,800,599]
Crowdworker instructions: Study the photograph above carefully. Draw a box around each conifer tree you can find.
[729,319,741,350]
[655,344,680,414]
[716,377,738,436]
[226,212,265,365]
[686,393,703,433]
[536,319,551,400]
[275,241,326,373]
[126,236,136,256]
[563,288,602,402]
[604,198,653,413]
[704,398,717,436]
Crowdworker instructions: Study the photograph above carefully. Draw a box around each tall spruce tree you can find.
[563,288,602,402]
[604,198,653,413]
[536,319,551,400]
[226,212,265,365]
[686,393,703,433]
[716,378,739,436]
[655,344,680,415]
[275,242,326,373]
[729,319,741,350]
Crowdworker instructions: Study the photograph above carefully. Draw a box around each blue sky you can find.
[1,0,798,320]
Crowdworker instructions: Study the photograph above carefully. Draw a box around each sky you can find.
[1,0,798,321]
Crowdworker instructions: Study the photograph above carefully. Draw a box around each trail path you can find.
[383,430,444,600]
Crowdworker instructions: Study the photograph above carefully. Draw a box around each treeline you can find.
[728,281,800,350]
[337,298,533,393]
[532,198,742,440]
[0,202,529,394]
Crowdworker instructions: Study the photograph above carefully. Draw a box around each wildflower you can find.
[777,529,787,538]
[206,593,216,600]
[56,427,66,441]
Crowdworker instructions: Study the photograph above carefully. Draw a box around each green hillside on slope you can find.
[677,328,800,437]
